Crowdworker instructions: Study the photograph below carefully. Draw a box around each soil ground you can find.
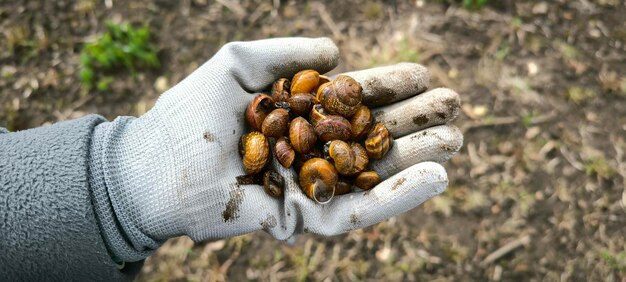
[1,0,626,281]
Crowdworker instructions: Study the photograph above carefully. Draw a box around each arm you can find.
[0,37,462,279]
[0,116,141,281]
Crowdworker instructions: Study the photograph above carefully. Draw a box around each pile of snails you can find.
[237,70,393,204]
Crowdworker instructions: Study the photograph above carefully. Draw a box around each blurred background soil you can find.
[2,0,626,281]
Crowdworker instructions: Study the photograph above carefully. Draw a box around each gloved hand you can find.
[88,37,463,262]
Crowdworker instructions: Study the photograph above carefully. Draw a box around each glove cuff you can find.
[88,113,184,261]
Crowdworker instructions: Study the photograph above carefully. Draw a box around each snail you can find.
[313,75,331,94]
[245,94,274,131]
[350,142,369,176]
[299,158,338,204]
[354,171,380,190]
[324,140,355,176]
[237,72,391,203]
[287,93,315,117]
[309,104,328,127]
[365,123,393,160]
[316,75,362,118]
[239,131,269,175]
[291,69,320,94]
[274,137,295,168]
[324,140,369,176]
[272,78,290,102]
[335,177,353,195]
[262,108,289,138]
[350,105,373,141]
[263,170,285,198]
[289,117,317,154]
[314,115,352,142]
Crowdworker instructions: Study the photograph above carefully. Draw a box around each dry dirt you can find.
[1,0,626,281]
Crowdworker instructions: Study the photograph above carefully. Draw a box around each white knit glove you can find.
[89,37,463,262]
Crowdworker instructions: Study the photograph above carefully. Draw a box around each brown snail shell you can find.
[316,75,362,118]
[354,171,380,190]
[274,137,295,168]
[349,142,369,176]
[350,105,373,141]
[261,108,289,138]
[240,131,269,175]
[309,104,328,127]
[324,141,369,176]
[291,69,320,94]
[289,117,317,154]
[235,173,262,185]
[287,93,315,117]
[271,78,290,102]
[365,123,393,160]
[314,115,352,143]
[245,94,274,131]
[263,170,285,198]
[335,177,353,195]
[313,75,331,94]
[299,158,338,204]
[324,140,355,176]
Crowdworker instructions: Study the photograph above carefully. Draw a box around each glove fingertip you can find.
[372,162,449,203]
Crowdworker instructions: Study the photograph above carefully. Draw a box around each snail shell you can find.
[245,94,274,131]
[349,142,369,176]
[335,177,353,195]
[314,115,352,143]
[364,123,393,160]
[313,75,331,94]
[350,105,373,141]
[354,171,380,190]
[299,158,338,204]
[324,140,355,176]
[291,69,320,94]
[274,137,295,168]
[316,75,362,118]
[309,104,328,127]
[240,131,269,175]
[287,93,315,117]
[289,117,317,154]
[324,140,369,176]
[263,170,285,198]
[271,78,290,103]
[261,108,290,138]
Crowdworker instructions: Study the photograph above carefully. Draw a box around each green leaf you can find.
[78,20,159,92]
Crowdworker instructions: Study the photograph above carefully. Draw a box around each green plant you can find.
[368,38,420,67]
[600,250,626,273]
[566,86,596,104]
[583,156,616,179]
[522,111,538,128]
[79,21,159,91]
[495,42,510,60]
[463,0,489,10]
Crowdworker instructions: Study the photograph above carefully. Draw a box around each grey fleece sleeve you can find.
[0,116,142,281]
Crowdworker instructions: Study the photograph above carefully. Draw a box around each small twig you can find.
[560,146,584,171]
[249,2,271,25]
[462,113,556,131]
[52,94,93,121]
[314,3,343,41]
[480,235,531,266]
[462,116,518,131]
[218,239,242,274]
[215,0,246,19]
[271,0,280,18]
